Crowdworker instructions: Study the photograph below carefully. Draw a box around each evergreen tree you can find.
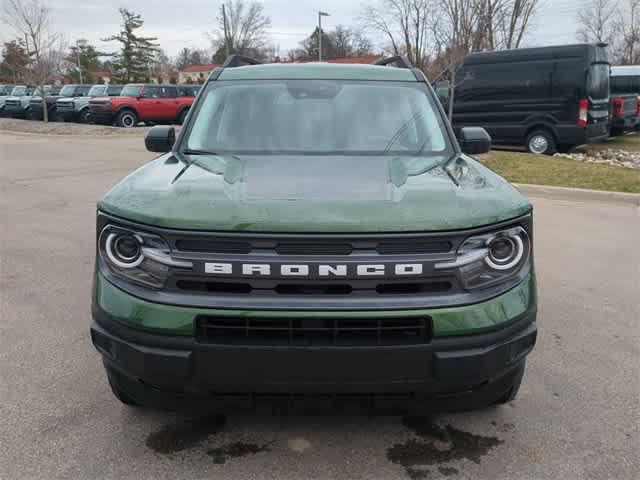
[66,39,107,83]
[102,8,159,82]
[0,40,30,83]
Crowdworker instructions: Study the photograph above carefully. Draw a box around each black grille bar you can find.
[195,316,432,346]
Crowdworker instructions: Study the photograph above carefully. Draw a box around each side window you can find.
[160,86,177,98]
[143,86,161,98]
[107,86,121,96]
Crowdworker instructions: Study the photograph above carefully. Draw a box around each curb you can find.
[514,183,640,206]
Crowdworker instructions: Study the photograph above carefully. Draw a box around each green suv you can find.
[91,55,537,412]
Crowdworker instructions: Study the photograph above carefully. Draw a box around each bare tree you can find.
[360,0,433,69]
[433,0,540,65]
[1,0,65,122]
[614,0,640,64]
[210,0,272,62]
[577,0,618,44]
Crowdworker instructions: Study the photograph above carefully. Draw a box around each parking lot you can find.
[0,131,638,480]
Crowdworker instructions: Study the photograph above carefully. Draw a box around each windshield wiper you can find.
[181,148,219,156]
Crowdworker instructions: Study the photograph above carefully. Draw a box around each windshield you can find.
[11,86,27,96]
[185,80,449,156]
[0,86,13,95]
[587,64,610,100]
[59,85,76,96]
[120,85,142,97]
[88,85,107,96]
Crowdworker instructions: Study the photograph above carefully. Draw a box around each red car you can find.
[89,84,197,128]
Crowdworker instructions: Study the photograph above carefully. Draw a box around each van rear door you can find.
[585,63,610,140]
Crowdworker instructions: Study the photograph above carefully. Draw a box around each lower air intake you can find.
[195,316,432,346]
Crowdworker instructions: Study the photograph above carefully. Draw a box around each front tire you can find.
[526,130,556,155]
[177,109,188,125]
[78,108,91,124]
[116,109,138,128]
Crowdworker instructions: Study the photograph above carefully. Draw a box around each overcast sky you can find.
[1,0,584,59]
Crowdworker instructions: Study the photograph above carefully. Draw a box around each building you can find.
[178,64,219,84]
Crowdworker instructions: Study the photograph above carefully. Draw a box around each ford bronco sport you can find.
[89,83,195,128]
[29,84,89,121]
[56,84,122,123]
[91,55,537,412]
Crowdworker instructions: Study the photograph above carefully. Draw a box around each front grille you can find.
[89,102,109,112]
[176,280,453,296]
[175,239,251,253]
[276,243,353,255]
[5,100,20,107]
[377,240,451,254]
[56,103,74,112]
[195,316,432,346]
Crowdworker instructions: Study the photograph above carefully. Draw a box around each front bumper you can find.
[611,115,640,131]
[90,111,115,125]
[5,105,26,118]
[91,275,537,411]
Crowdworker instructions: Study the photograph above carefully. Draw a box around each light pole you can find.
[318,11,330,61]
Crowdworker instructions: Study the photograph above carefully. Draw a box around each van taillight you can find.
[612,97,624,117]
[578,98,588,127]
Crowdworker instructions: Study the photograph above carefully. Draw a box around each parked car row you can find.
[0,83,201,127]
[436,44,639,154]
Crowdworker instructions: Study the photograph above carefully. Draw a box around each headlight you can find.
[436,226,531,290]
[98,225,192,288]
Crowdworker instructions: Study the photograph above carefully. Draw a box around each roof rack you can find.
[373,56,413,69]
[222,54,262,68]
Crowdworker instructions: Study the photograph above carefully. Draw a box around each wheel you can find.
[177,109,188,125]
[494,363,525,405]
[106,368,140,406]
[526,130,556,155]
[116,109,138,128]
[78,108,91,124]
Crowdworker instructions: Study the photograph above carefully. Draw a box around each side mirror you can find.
[145,126,175,153]
[458,127,491,155]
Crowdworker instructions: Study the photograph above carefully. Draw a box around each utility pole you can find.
[222,3,230,58]
[77,48,83,84]
[318,11,330,61]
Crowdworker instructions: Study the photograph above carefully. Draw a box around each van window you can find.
[587,64,609,100]
[611,75,640,95]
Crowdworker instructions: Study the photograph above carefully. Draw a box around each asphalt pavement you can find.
[0,132,638,480]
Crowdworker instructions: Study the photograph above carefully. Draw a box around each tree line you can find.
[1,0,638,89]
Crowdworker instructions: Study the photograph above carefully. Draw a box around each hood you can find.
[99,154,531,232]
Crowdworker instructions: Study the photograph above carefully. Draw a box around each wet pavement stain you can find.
[207,441,271,464]
[438,466,459,476]
[145,414,227,454]
[406,467,431,479]
[387,416,503,478]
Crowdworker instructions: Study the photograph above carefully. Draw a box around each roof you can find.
[294,55,382,64]
[181,64,220,73]
[218,62,417,82]
[464,44,601,65]
[611,65,640,76]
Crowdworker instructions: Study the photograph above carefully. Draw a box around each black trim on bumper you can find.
[91,111,115,125]
[91,306,537,411]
